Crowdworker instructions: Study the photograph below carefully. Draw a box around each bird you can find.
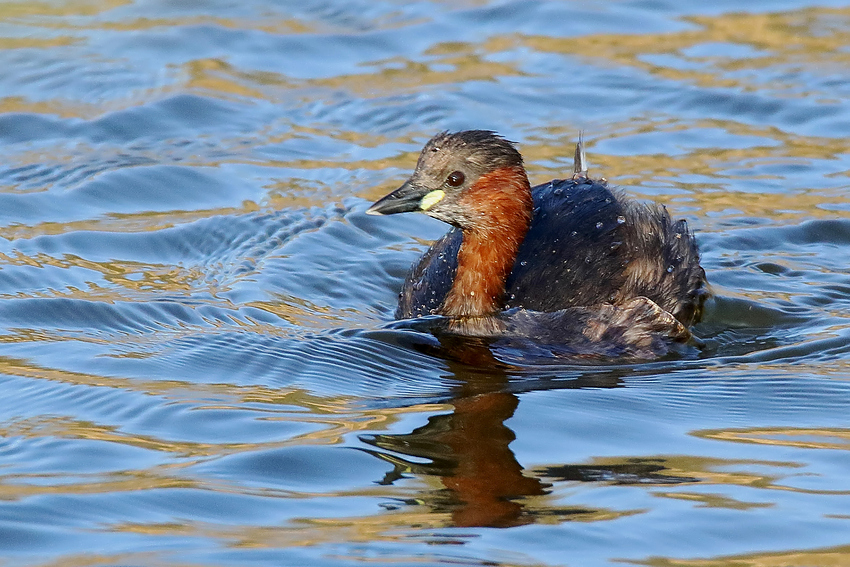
[367,130,708,357]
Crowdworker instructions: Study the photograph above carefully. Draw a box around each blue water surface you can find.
[0,1,849,566]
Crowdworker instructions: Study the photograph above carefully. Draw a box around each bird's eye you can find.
[446,171,465,187]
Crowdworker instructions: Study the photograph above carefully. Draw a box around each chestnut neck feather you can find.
[441,165,533,318]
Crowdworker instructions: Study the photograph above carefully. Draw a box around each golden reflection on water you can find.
[0,471,200,502]
[0,36,77,49]
[185,59,273,102]
[653,491,772,510]
[0,0,130,20]
[697,426,850,451]
[109,502,640,555]
[0,205,263,240]
[521,8,850,91]
[0,353,426,428]
[635,544,850,567]
[311,50,523,96]
[0,252,206,296]
[28,551,183,567]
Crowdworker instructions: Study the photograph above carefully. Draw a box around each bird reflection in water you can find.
[360,334,633,528]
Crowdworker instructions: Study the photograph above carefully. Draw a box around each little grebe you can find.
[367,131,708,351]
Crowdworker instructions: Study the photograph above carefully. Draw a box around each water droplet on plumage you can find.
[570,231,577,237]
[617,215,626,224]
[596,221,603,229]
[520,260,527,266]
[667,265,674,273]
[553,187,563,196]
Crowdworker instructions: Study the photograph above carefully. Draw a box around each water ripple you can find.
[0,1,849,566]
